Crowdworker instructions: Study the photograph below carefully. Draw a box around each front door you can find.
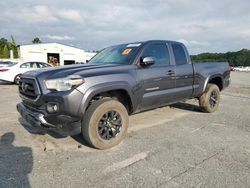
[137,43,176,110]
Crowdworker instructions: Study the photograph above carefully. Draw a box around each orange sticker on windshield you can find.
[122,48,132,55]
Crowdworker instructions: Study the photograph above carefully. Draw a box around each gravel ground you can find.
[0,72,250,188]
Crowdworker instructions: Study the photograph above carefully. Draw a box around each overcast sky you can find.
[0,0,249,54]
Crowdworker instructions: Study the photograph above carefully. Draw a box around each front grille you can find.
[19,77,40,101]
[23,100,44,111]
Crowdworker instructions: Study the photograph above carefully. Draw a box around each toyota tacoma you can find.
[17,40,231,149]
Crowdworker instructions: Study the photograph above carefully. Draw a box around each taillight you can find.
[0,69,9,72]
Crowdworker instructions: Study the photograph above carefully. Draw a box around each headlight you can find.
[45,75,84,91]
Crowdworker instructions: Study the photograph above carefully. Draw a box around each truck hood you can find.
[23,64,125,79]
[22,63,136,94]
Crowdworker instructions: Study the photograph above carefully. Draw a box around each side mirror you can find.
[141,57,155,66]
[86,60,89,63]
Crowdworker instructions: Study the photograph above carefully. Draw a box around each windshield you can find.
[7,63,17,67]
[0,62,17,67]
[89,44,141,65]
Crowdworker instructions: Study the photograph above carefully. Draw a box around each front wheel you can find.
[82,98,129,149]
[14,74,22,85]
[199,84,220,113]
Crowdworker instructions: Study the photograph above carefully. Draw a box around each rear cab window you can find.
[172,44,188,65]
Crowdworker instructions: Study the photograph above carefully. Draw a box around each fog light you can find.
[46,103,59,113]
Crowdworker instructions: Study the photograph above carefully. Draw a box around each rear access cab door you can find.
[170,42,194,101]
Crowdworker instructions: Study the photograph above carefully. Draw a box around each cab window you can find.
[141,44,170,65]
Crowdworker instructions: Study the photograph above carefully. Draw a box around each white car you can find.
[0,61,52,84]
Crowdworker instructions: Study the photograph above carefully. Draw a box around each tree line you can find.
[191,49,250,67]
[0,37,42,59]
[0,36,19,59]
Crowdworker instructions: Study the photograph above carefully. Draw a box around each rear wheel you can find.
[14,74,22,85]
[82,98,129,149]
[199,84,220,113]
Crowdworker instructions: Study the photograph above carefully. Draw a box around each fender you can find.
[77,81,136,117]
[202,74,223,93]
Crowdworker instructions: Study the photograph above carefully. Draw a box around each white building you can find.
[18,43,96,66]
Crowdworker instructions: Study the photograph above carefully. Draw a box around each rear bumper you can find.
[17,103,81,136]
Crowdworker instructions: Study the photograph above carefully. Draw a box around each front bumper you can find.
[17,103,81,136]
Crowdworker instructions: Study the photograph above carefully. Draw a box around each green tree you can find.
[0,36,20,58]
[191,49,250,67]
[2,45,9,58]
[0,38,8,58]
[10,36,19,58]
[0,38,8,48]
[32,37,42,44]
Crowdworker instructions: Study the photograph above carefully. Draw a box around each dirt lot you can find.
[0,72,250,188]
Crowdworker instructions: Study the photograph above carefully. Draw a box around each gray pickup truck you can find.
[17,40,230,149]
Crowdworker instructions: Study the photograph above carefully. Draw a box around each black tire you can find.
[82,98,129,149]
[14,74,22,85]
[199,84,220,113]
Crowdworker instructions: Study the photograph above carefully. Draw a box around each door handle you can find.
[166,70,175,75]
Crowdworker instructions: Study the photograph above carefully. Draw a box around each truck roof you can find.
[112,40,183,48]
